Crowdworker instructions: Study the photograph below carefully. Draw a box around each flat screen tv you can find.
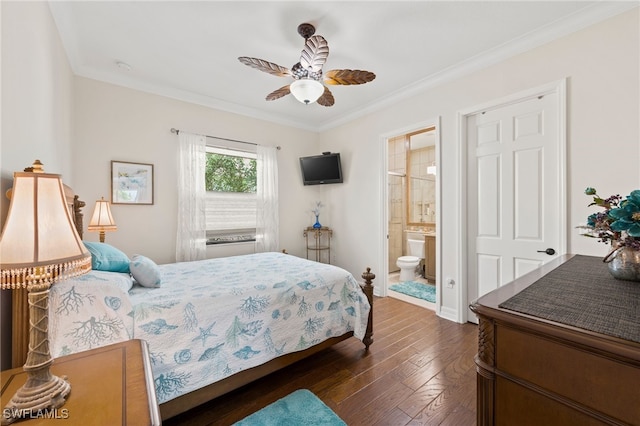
[299,153,343,185]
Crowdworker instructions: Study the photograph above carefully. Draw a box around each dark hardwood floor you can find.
[164,296,479,426]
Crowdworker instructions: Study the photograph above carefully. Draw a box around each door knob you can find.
[537,248,556,255]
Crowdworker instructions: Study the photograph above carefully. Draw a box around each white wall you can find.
[318,8,640,320]
[73,77,321,265]
[1,1,75,369]
[1,1,75,199]
[1,3,638,372]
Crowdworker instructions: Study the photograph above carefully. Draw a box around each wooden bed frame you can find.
[11,188,375,420]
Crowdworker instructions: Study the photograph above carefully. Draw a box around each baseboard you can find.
[438,306,460,323]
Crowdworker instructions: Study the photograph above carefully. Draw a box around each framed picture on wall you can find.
[111,161,154,205]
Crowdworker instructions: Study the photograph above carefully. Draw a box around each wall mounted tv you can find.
[299,153,343,185]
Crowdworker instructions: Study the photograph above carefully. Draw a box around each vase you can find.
[313,214,322,229]
[603,246,640,282]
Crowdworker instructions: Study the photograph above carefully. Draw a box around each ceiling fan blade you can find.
[265,85,291,101]
[317,86,335,107]
[300,35,329,72]
[324,69,376,85]
[238,57,292,77]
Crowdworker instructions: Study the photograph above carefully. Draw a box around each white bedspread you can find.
[49,252,370,404]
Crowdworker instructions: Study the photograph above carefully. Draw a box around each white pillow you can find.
[130,254,162,288]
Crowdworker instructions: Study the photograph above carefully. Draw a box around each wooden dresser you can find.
[470,254,640,425]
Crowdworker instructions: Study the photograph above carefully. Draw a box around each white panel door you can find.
[467,93,562,322]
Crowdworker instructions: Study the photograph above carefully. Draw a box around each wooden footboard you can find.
[160,267,375,420]
[360,267,375,350]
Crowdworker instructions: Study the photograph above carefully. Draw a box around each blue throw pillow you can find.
[83,242,130,273]
[130,254,162,288]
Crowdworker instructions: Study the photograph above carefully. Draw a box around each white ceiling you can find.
[48,1,636,132]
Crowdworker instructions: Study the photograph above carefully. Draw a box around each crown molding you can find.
[316,2,639,132]
[52,2,638,133]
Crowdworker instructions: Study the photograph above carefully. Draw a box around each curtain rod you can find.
[171,128,281,150]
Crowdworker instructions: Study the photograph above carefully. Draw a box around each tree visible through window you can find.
[205,152,256,192]
[205,147,257,244]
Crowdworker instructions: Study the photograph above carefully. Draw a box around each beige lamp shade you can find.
[0,163,91,424]
[87,197,117,241]
[0,170,91,290]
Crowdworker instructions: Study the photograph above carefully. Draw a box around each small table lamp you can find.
[0,161,92,425]
[87,197,117,242]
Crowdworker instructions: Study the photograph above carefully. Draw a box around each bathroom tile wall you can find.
[409,146,436,224]
[388,136,405,272]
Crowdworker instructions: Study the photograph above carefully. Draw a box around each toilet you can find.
[396,232,425,282]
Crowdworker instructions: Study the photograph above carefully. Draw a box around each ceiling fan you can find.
[238,23,376,107]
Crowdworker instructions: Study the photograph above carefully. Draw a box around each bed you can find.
[10,188,375,420]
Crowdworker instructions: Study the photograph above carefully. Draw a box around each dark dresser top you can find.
[473,254,640,348]
[497,255,640,343]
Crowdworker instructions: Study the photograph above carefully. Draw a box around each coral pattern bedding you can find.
[49,252,371,404]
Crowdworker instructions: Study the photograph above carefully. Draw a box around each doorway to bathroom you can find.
[385,125,438,310]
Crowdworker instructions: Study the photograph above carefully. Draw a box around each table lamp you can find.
[0,160,92,425]
[87,197,117,242]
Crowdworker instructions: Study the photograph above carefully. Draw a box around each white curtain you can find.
[255,145,279,252]
[176,131,207,262]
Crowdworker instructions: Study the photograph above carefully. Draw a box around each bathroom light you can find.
[290,79,324,104]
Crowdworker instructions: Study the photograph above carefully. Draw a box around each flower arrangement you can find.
[311,201,324,229]
[580,187,640,250]
[312,201,323,217]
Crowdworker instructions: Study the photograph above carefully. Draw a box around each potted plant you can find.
[579,187,640,281]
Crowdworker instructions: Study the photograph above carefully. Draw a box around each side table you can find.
[1,339,160,425]
[304,226,332,264]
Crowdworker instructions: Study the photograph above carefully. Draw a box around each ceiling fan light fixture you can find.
[290,79,324,105]
[239,23,374,107]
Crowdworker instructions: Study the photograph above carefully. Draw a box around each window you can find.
[205,146,257,244]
